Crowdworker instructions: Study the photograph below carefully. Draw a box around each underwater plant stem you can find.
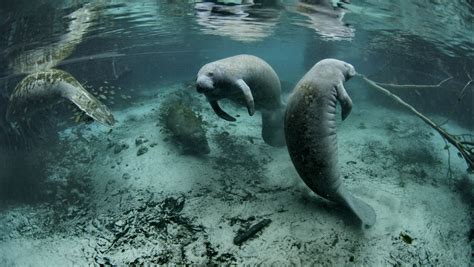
[458,70,473,101]
[359,74,473,172]
[437,74,473,127]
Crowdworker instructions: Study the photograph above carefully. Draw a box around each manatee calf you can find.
[7,69,115,126]
[161,101,210,155]
[196,54,286,147]
[285,58,376,227]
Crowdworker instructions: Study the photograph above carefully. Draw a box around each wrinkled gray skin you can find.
[196,54,286,147]
[285,58,376,228]
[6,69,115,126]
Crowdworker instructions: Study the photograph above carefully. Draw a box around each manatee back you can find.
[224,54,283,110]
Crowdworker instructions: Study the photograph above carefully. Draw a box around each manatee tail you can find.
[261,106,286,147]
[338,186,376,228]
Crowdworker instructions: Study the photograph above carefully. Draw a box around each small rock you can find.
[135,135,149,146]
[149,142,158,148]
[115,220,125,227]
[107,140,115,149]
[95,256,113,265]
[114,141,129,154]
[137,146,149,156]
[122,173,131,180]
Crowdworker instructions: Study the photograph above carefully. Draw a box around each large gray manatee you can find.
[285,58,376,227]
[196,54,286,147]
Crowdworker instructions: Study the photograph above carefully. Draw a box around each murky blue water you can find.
[0,0,472,265]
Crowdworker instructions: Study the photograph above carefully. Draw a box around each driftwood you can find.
[233,218,272,246]
[358,74,473,172]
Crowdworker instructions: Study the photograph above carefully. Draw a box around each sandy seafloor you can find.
[0,81,472,266]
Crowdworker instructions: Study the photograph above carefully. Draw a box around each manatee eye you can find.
[207,71,214,77]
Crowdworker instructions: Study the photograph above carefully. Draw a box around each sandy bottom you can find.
[0,83,472,266]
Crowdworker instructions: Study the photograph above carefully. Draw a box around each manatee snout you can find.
[344,63,356,79]
[196,75,214,94]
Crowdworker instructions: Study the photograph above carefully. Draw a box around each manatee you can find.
[161,101,210,155]
[284,58,376,227]
[196,54,286,147]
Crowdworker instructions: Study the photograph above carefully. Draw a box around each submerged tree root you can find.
[358,74,473,173]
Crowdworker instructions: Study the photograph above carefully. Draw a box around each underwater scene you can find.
[0,0,473,265]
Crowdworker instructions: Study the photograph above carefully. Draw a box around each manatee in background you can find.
[196,54,286,147]
[285,58,376,227]
[160,100,210,156]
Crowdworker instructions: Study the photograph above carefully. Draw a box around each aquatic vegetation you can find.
[91,194,220,265]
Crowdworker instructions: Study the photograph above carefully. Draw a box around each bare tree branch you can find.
[375,76,452,90]
[457,68,473,101]
[359,74,473,172]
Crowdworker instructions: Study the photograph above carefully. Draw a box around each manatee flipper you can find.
[235,79,255,116]
[7,69,115,126]
[337,186,376,228]
[210,100,236,121]
[335,82,352,120]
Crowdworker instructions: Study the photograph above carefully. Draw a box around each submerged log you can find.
[233,218,272,246]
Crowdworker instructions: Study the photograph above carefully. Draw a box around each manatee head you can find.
[342,62,356,80]
[196,73,214,93]
[196,63,225,100]
[318,58,356,81]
